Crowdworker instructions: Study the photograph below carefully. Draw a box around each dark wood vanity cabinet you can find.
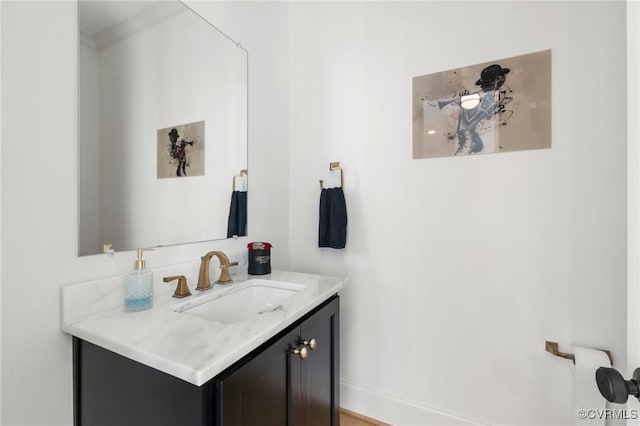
[216,295,339,426]
[73,295,339,426]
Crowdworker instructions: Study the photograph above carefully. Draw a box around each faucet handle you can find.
[196,254,214,291]
[163,275,192,298]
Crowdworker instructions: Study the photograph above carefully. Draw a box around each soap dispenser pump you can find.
[124,248,154,312]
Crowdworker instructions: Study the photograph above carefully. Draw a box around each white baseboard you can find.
[340,380,485,426]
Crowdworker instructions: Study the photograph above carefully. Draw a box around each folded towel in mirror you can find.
[227,191,247,238]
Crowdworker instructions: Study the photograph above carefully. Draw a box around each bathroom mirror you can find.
[78,1,248,256]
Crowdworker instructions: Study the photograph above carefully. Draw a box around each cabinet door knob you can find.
[302,338,317,351]
[292,345,308,360]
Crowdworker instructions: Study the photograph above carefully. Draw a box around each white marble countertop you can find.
[61,269,346,386]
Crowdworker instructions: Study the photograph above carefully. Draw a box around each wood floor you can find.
[340,408,390,426]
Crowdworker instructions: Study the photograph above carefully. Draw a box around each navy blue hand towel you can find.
[226,191,247,238]
[319,187,347,249]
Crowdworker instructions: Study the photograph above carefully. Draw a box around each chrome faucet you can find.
[196,251,237,290]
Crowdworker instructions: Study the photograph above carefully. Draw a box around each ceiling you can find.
[79,1,164,37]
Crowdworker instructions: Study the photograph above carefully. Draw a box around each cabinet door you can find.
[74,338,209,426]
[215,327,300,426]
[299,297,340,426]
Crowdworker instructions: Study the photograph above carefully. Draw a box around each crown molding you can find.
[90,2,184,52]
[79,30,96,50]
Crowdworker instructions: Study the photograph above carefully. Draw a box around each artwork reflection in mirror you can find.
[158,121,205,178]
[78,1,248,256]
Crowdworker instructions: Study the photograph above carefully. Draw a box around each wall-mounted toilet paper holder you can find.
[545,340,613,365]
[545,341,640,404]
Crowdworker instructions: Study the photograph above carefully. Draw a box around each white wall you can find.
[288,2,627,425]
[628,0,640,419]
[0,1,289,425]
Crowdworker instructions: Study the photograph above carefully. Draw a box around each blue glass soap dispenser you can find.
[124,248,153,312]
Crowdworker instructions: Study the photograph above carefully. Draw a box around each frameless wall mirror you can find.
[78,1,248,256]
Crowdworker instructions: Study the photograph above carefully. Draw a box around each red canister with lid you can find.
[247,242,272,275]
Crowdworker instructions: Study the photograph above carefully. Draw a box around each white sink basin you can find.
[179,279,305,324]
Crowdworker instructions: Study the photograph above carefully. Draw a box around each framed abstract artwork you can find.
[413,50,551,159]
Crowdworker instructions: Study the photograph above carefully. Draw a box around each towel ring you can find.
[319,162,343,189]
